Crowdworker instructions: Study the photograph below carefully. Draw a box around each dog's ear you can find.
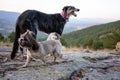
[31,32,36,38]
[55,32,61,39]
[32,41,39,51]
[26,29,30,34]
[26,29,30,32]
[62,6,68,12]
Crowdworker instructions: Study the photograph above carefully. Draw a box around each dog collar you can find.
[61,12,68,20]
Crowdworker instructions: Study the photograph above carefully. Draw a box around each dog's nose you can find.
[20,39,24,42]
[77,9,80,11]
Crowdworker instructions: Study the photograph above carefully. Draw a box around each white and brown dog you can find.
[18,30,62,67]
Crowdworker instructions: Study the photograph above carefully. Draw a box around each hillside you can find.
[63,20,120,49]
[0,11,19,36]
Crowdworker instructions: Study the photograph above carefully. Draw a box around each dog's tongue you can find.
[18,41,22,46]
[71,11,77,17]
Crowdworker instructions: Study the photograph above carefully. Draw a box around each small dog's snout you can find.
[20,39,23,41]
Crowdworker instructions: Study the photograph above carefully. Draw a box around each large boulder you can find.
[116,42,120,53]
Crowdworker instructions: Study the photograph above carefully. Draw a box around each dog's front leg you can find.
[22,55,32,68]
[22,49,32,68]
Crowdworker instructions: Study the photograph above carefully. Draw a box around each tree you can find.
[60,37,68,47]
[0,33,4,41]
[92,40,103,50]
[105,30,120,49]
[8,32,15,42]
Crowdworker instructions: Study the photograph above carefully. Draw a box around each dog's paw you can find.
[17,65,27,69]
[21,65,27,68]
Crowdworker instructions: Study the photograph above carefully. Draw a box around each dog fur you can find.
[116,42,120,53]
[47,32,61,40]
[18,30,62,67]
[11,6,79,59]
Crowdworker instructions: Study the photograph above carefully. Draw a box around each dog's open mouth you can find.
[71,9,79,17]
[18,41,23,46]
[71,11,77,17]
[18,39,24,46]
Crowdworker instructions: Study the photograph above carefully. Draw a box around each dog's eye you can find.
[69,7,73,10]
[32,33,36,38]
[24,39,27,41]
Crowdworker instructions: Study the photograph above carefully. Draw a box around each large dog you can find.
[18,30,62,67]
[11,6,79,59]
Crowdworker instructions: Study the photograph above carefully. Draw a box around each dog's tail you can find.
[11,24,20,59]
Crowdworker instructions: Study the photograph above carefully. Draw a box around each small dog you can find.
[46,32,61,57]
[18,30,62,67]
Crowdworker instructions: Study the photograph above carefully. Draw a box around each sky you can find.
[0,0,120,20]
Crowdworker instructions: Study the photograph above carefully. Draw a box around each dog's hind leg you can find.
[32,54,46,64]
[29,20,38,37]
[53,50,62,63]
[54,56,57,63]
[53,52,57,62]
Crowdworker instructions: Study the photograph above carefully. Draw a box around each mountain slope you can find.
[63,20,120,49]
[0,11,20,36]
[0,10,19,21]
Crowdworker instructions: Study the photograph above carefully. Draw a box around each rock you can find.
[0,47,120,80]
[0,54,3,59]
[0,69,5,77]
[82,46,92,53]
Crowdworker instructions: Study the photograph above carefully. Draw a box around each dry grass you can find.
[62,46,114,53]
[62,46,84,52]
[96,48,114,53]
[0,42,10,46]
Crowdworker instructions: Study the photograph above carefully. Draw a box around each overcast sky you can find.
[0,0,120,20]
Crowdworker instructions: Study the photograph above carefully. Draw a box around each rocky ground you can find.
[0,46,120,80]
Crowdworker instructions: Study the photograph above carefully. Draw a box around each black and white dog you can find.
[11,6,79,59]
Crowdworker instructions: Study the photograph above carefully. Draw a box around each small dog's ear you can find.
[56,33,61,39]
[26,29,30,34]
[27,29,30,32]
[31,32,36,38]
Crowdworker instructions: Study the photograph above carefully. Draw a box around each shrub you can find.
[0,33,4,41]
[8,32,15,42]
[61,37,68,47]
[92,40,103,50]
